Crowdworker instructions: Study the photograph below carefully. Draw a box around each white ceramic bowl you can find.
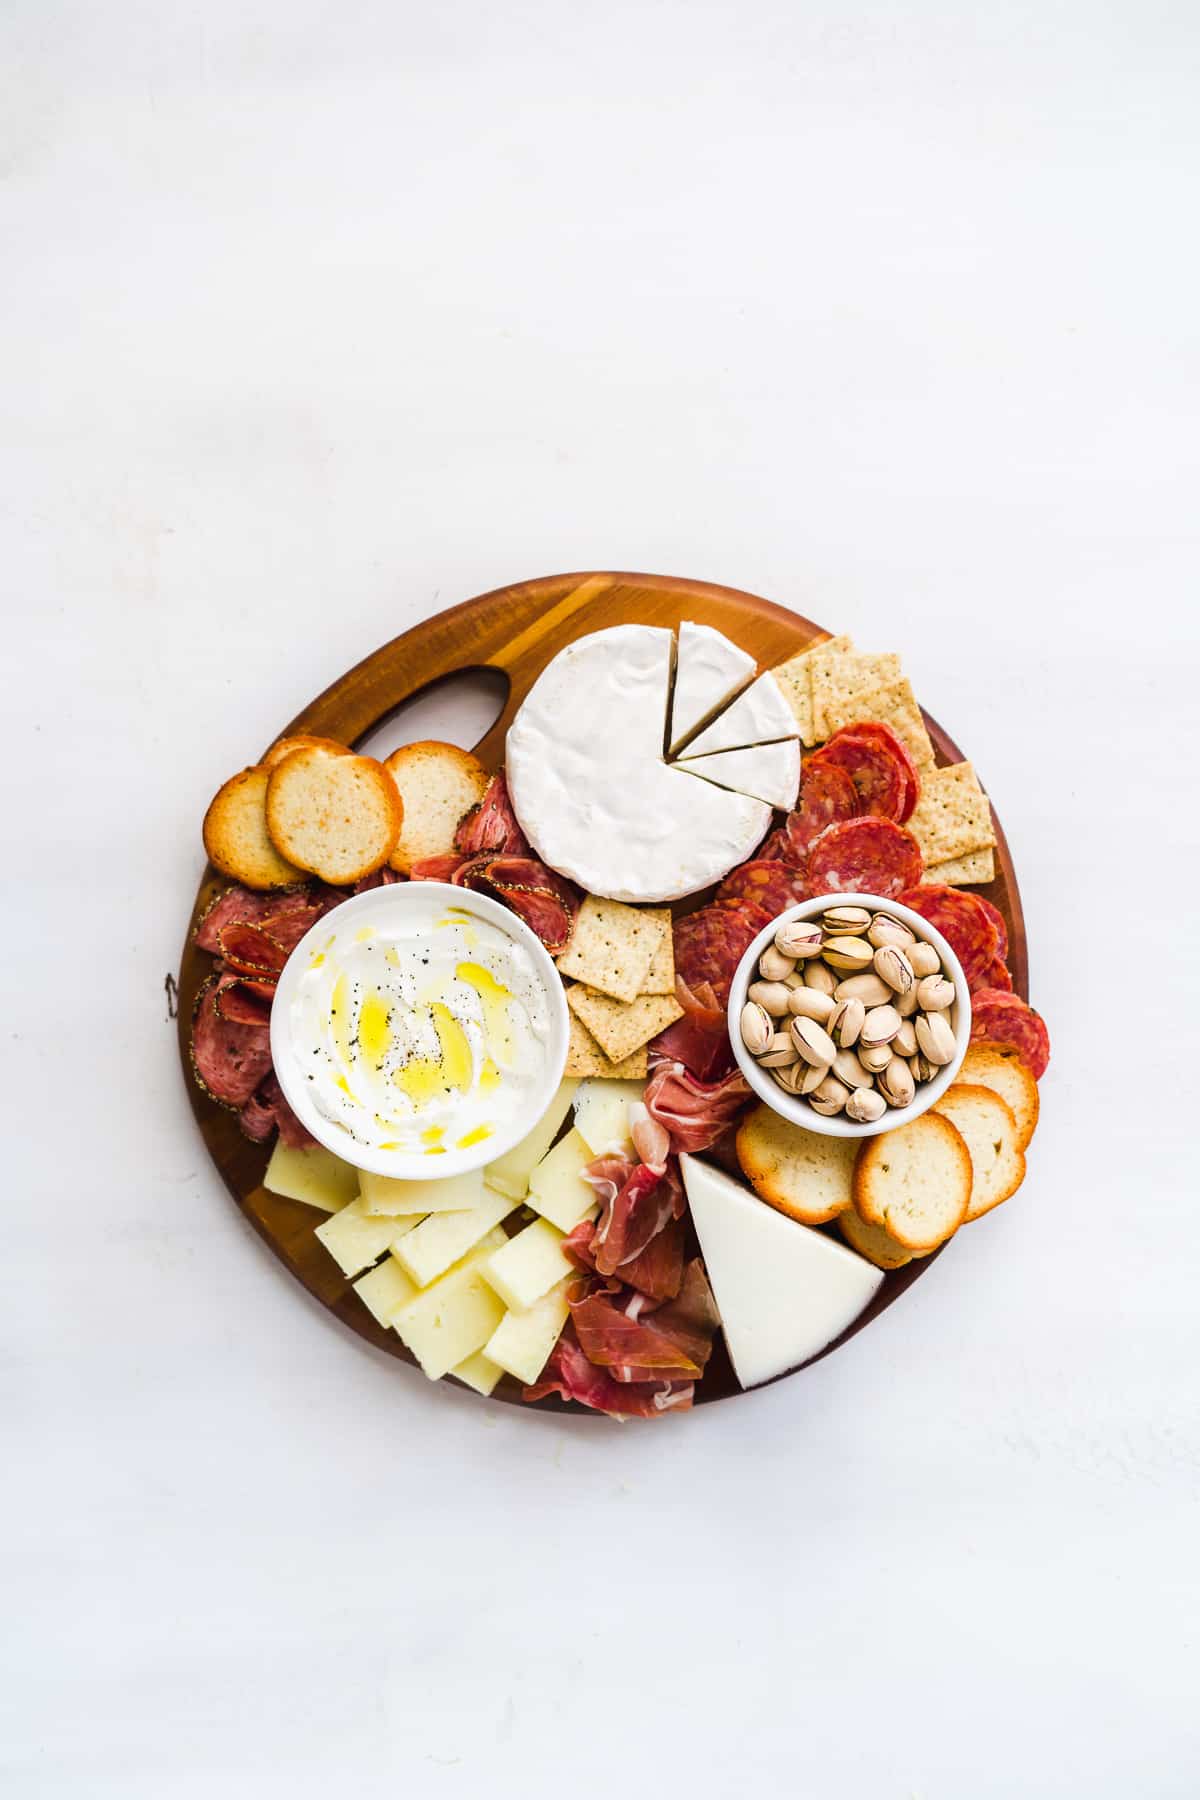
[727,892,972,1139]
[270,881,569,1180]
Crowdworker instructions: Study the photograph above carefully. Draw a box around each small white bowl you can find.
[270,881,569,1180]
[727,892,972,1139]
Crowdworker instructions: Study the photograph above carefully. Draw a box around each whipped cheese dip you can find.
[272,885,566,1179]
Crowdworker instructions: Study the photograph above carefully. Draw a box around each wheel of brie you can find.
[505,624,801,902]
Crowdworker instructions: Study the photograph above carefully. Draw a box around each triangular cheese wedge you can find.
[680,1154,883,1389]
[684,672,798,758]
[676,740,801,811]
[668,622,756,754]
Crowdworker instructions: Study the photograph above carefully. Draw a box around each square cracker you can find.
[564,1012,649,1079]
[640,908,675,995]
[556,897,667,1003]
[927,847,995,887]
[566,985,683,1065]
[824,676,936,770]
[810,651,902,742]
[907,762,996,866]
[772,634,853,747]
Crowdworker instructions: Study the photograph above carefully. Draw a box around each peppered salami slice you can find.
[969,989,1050,1079]
[716,859,810,915]
[785,761,860,859]
[213,977,275,1026]
[194,883,313,954]
[897,884,999,988]
[806,817,924,900]
[809,728,906,821]
[190,975,274,1106]
[215,921,290,977]
[673,899,774,1005]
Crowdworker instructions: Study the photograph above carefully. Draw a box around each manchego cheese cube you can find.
[394,1188,517,1288]
[485,1279,572,1385]
[484,1078,579,1199]
[481,1218,573,1312]
[359,1166,486,1216]
[263,1141,359,1213]
[393,1229,509,1379]
[315,1198,422,1278]
[572,1079,645,1156]
[353,1255,418,1326]
[451,1351,504,1396]
[527,1128,601,1234]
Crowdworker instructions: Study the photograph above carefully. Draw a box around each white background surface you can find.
[3,4,1198,1795]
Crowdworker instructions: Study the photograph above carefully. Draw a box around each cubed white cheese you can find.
[263,1141,359,1213]
[451,1351,504,1396]
[393,1230,509,1379]
[358,1166,486,1216]
[394,1189,517,1288]
[481,1218,573,1312]
[352,1255,418,1326]
[484,1078,578,1198]
[314,1198,423,1278]
[484,1279,572,1385]
[527,1128,602,1233]
[679,1154,883,1389]
[572,1080,645,1156]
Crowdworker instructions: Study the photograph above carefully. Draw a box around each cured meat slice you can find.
[896,884,1000,989]
[756,826,803,867]
[809,727,907,822]
[643,1062,753,1155]
[409,854,467,883]
[570,1259,719,1381]
[589,1159,685,1277]
[213,978,274,1027]
[649,1012,734,1083]
[454,771,530,857]
[673,899,773,1006]
[716,859,810,917]
[190,975,273,1107]
[522,1327,693,1416]
[820,721,920,824]
[973,893,1010,963]
[806,817,923,899]
[978,955,1013,992]
[351,867,405,893]
[969,989,1050,1079]
[194,883,312,954]
[215,922,289,978]
[463,855,581,954]
[785,761,860,859]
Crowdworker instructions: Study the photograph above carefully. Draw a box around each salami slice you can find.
[896,884,999,989]
[410,853,469,883]
[464,855,581,954]
[756,826,804,867]
[215,921,289,978]
[190,975,274,1107]
[978,955,1013,992]
[827,721,921,824]
[673,899,773,1005]
[809,728,906,822]
[969,989,1050,1079]
[785,761,860,859]
[213,977,275,1027]
[716,859,810,916]
[973,893,1010,963]
[806,817,923,900]
[194,883,313,954]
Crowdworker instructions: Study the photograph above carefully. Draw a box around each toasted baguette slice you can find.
[852,1113,971,1252]
[266,747,401,884]
[383,742,490,873]
[735,1105,857,1224]
[934,1083,1026,1221]
[261,734,350,769]
[203,765,304,891]
[836,1206,914,1270]
[959,1046,1039,1152]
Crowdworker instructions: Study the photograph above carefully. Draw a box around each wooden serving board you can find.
[177,571,1028,1411]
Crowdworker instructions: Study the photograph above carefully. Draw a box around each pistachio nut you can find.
[858,1042,894,1074]
[834,971,892,1007]
[788,985,837,1023]
[914,1011,956,1066]
[907,940,942,978]
[747,979,792,1016]
[790,1015,838,1067]
[895,983,920,1018]
[759,945,796,982]
[759,1031,800,1068]
[772,1060,809,1095]
[860,1003,902,1048]
[822,936,874,973]
[809,1074,851,1115]
[803,960,838,996]
[833,1048,873,1090]
[800,1058,832,1095]
[845,1086,887,1124]
[878,1059,916,1108]
[893,1019,918,1058]
[822,905,872,935]
[867,912,915,950]
[911,1051,936,1083]
[828,995,866,1048]
[874,945,915,996]
[739,1001,773,1055]
[916,973,955,1012]
[774,918,824,959]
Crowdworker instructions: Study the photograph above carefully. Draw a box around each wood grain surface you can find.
[177,571,1028,1411]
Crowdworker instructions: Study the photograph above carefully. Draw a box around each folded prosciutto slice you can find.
[563,1214,685,1303]
[643,1062,752,1155]
[570,1259,719,1383]
[585,1156,685,1278]
[523,1327,694,1417]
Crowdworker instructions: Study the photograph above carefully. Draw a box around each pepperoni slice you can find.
[977,955,1013,992]
[969,989,1050,1079]
[829,721,921,824]
[716,859,810,916]
[785,761,860,859]
[973,893,1010,963]
[673,899,773,1005]
[806,817,923,900]
[809,729,906,821]
[896,884,999,989]
[756,827,803,867]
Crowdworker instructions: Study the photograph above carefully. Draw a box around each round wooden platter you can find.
[178,571,1028,1412]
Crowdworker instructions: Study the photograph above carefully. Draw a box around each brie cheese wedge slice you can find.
[676,740,801,812]
[668,621,756,754]
[680,1155,883,1389]
[684,671,799,758]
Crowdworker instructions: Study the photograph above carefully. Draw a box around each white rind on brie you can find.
[668,622,757,754]
[676,740,801,812]
[506,624,770,902]
[683,671,799,758]
[679,1154,883,1390]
